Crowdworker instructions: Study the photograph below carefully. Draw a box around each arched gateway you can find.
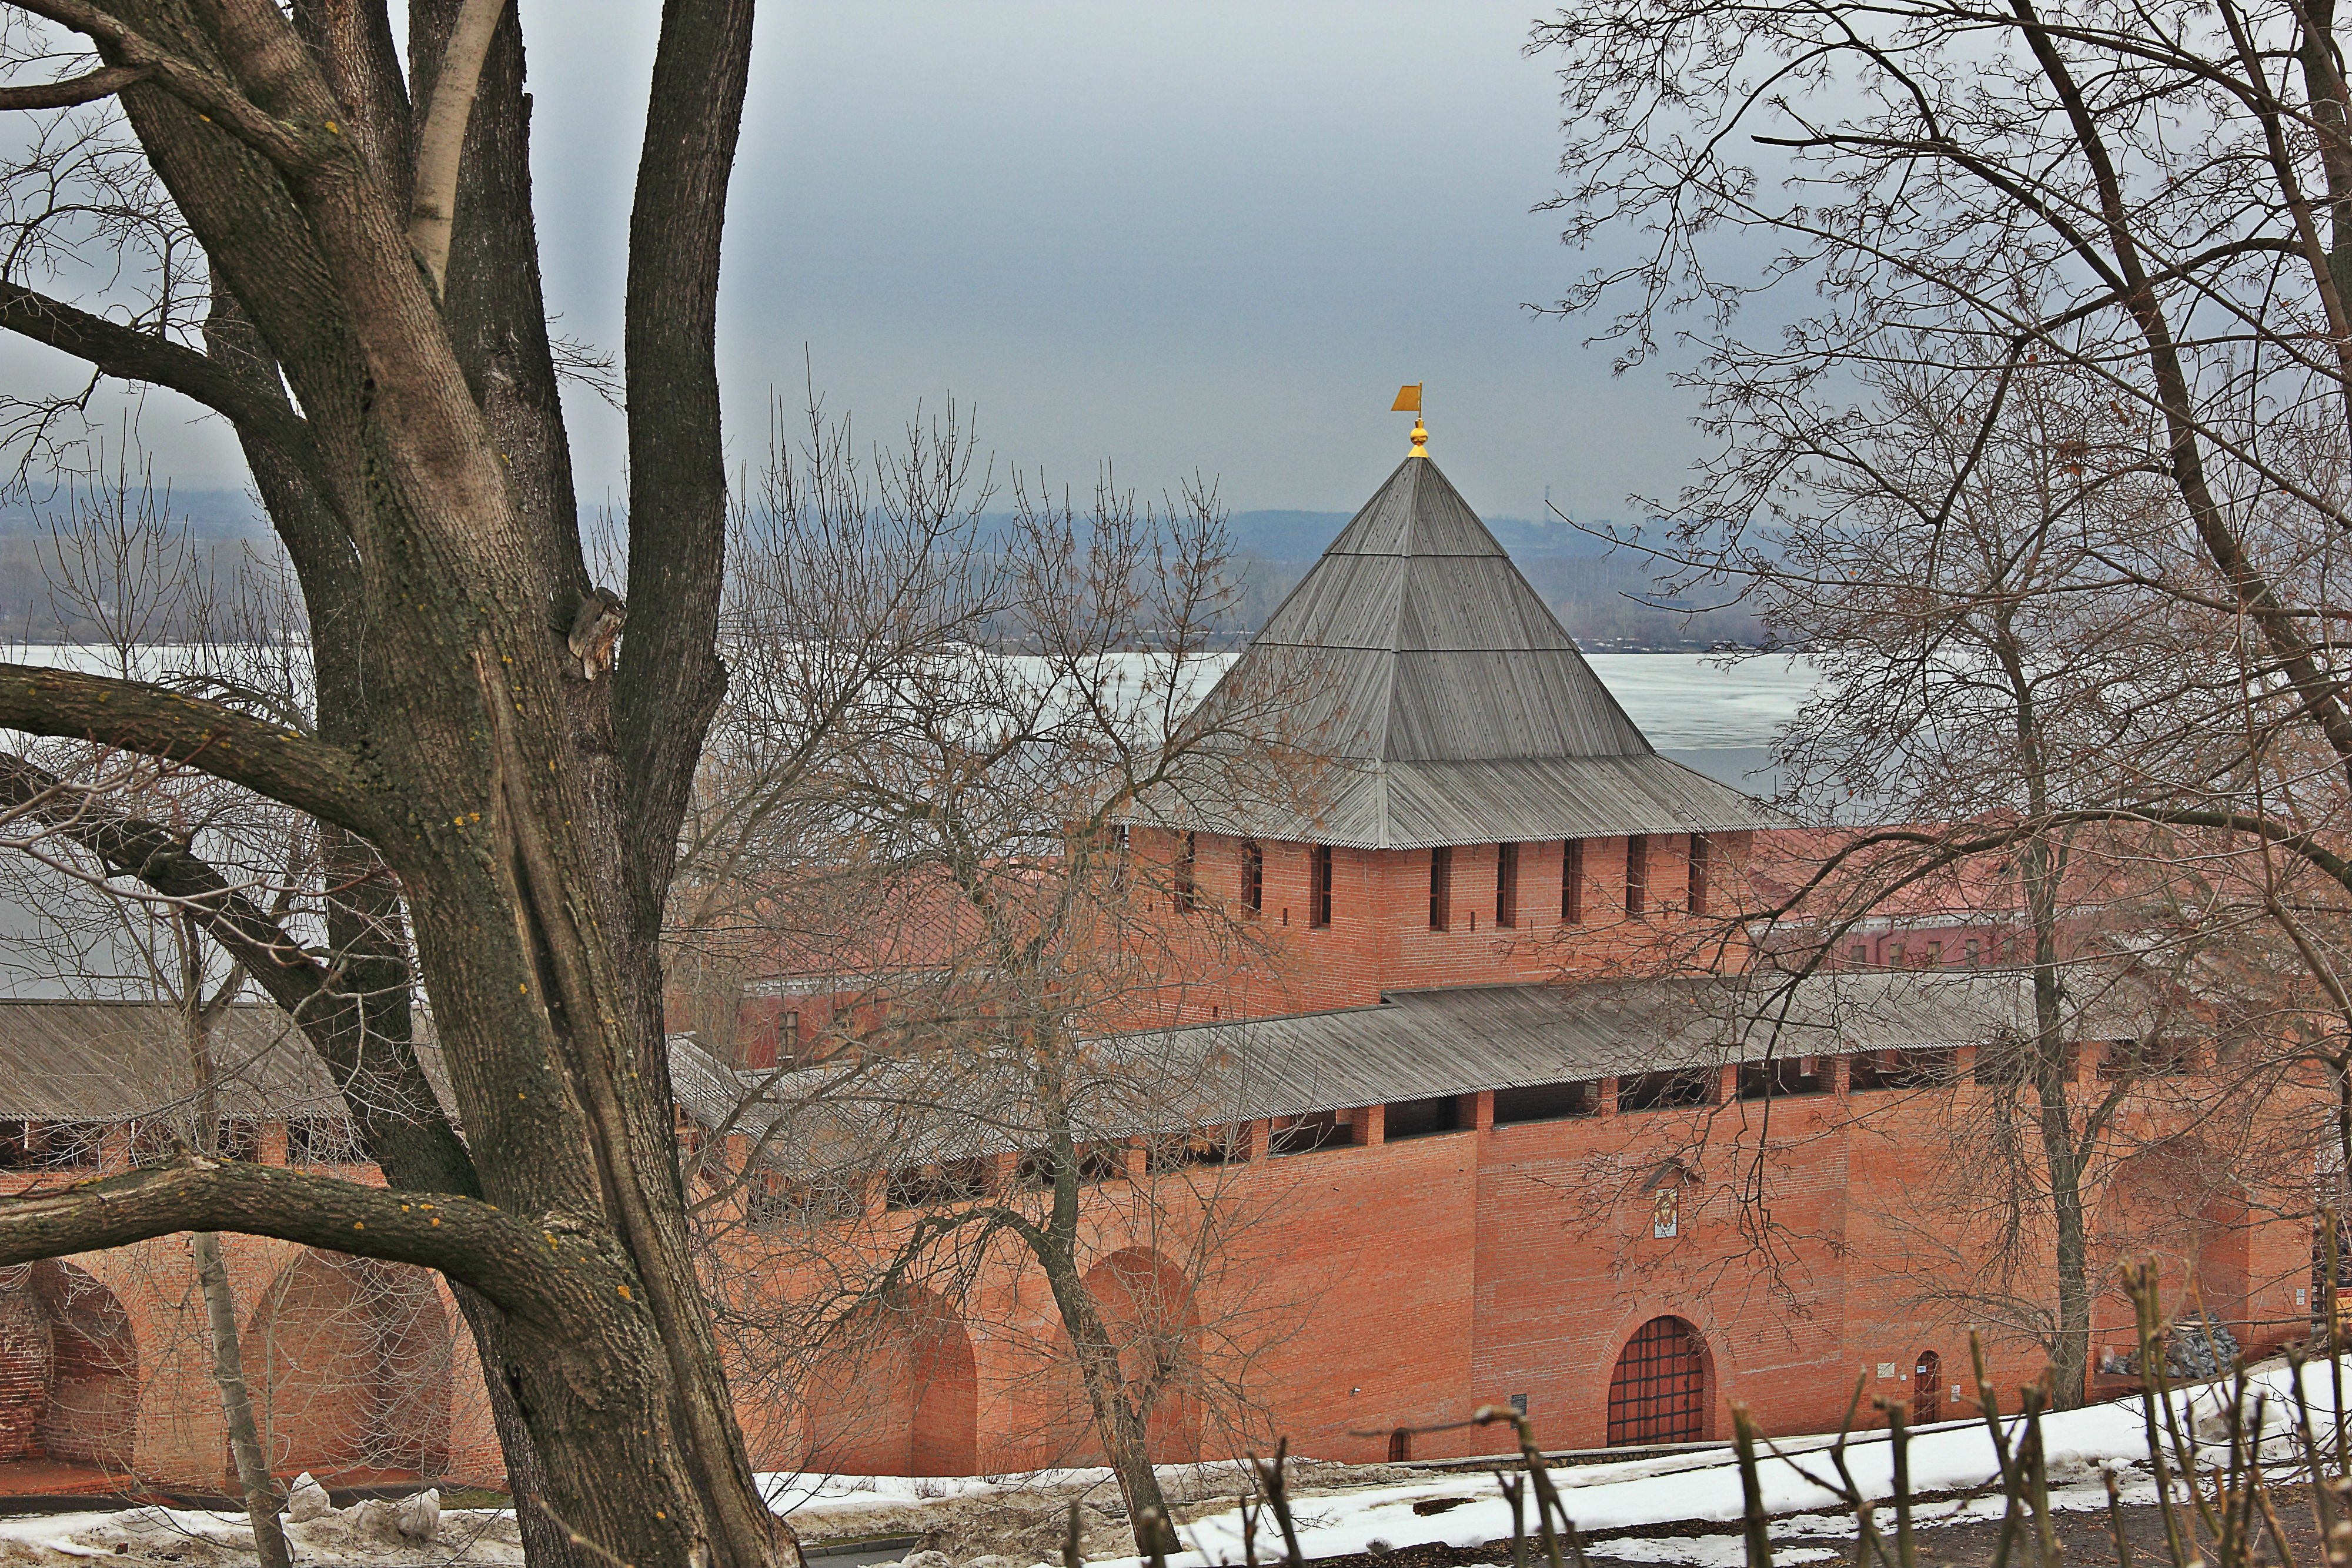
[1606,1316,1708,1446]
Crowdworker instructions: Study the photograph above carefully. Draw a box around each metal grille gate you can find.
[1606,1316,1705,1446]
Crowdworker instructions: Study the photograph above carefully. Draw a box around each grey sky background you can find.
[3,2,1713,526]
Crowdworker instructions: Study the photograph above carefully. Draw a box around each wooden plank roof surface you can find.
[0,1000,441,1123]
[703,969,2090,1171]
[1150,455,1783,846]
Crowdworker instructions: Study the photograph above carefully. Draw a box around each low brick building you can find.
[0,1002,503,1495]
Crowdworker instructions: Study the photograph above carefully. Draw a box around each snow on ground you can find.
[0,1358,2331,1568]
[1094,1357,2337,1568]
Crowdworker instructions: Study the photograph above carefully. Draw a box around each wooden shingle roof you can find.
[1154,455,1783,847]
[0,1001,441,1124]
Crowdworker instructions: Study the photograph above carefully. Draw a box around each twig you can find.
[1475,1405,1567,1568]
[2129,1268,2202,1567]
[2104,1470,2134,1568]
[2329,1209,2347,1476]
[1886,1401,1917,1568]
[1967,1333,2026,1568]
[1496,1471,1530,1568]
[2020,1388,2060,1568]
[1247,1439,1304,1568]
[1733,1402,1776,1568]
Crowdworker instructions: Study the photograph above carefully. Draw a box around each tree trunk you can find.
[1036,1241,1181,1556]
[1022,1124,1180,1557]
[192,1231,290,1568]
[2020,831,2091,1409]
[0,5,791,1563]
[176,921,288,1568]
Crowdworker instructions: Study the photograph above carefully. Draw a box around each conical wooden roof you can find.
[1160,455,1781,848]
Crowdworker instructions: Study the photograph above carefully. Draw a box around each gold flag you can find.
[1391,383,1422,413]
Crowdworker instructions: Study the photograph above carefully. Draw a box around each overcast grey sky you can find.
[6,3,1712,524]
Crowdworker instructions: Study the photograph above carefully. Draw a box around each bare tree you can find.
[666,419,1320,1549]
[0,4,784,1564]
[1736,343,2304,1403]
[1529,0,2352,1393]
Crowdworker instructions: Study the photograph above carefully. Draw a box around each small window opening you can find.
[1851,1048,1956,1091]
[1562,839,1585,924]
[1242,840,1264,914]
[1884,939,1905,967]
[1015,1147,1122,1189]
[1848,943,1870,965]
[1493,1082,1596,1124]
[1311,844,1334,928]
[1175,831,1197,914]
[1688,833,1710,917]
[1496,843,1521,928]
[2096,1037,2196,1080]
[1737,1058,1828,1099]
[1384,1096,1461,1139]
[1269,1109,1348,1155]
[1963,938,1982,967]
[1618,1068,1713,1112]
[1626,835,1650,915]
[131,1119,181,1166]
[1975,1035,2077,1086]
[1148,1125,1247,1172]
[887,1158,989,1208]
[42,1122,103,1168]
[288,1117,361,1166]
[1919,940,1943,968]
[1429,845,1453,931]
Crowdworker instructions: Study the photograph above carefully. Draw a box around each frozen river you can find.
[1583,653,1815,797]
[1583,653,1816,750]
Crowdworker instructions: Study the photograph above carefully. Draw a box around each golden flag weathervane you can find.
[1392,383,1428,456]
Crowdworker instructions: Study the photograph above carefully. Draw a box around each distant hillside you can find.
[1224,510,1763,652]
[0,487,266,538]
[0,490,1762,650]
[1223,508,1604,561]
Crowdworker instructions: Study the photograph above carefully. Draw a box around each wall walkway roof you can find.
[704,968,2114,1172]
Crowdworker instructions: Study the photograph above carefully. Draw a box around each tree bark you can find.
[192,1231,290,1568]
[1029,1133,1180,1555]
[0,4,789,1564]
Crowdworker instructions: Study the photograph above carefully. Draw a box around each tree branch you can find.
[0,63,146,109]
[0,665,378,836]
[613,0,757,925]
[0,749,473,1193]
[0,282,320,477]
[407,0,506,295]
[4,0,329,169]
[0,1156,592,1325]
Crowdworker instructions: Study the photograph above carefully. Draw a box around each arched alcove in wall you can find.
[0,1262,140,1475]
[1606,1315,1709,1446]
[245,1250,450,1481]
[2097,1151,2252,1342]
[801,1286,977,1477]
[1081,1247,1203,1463]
